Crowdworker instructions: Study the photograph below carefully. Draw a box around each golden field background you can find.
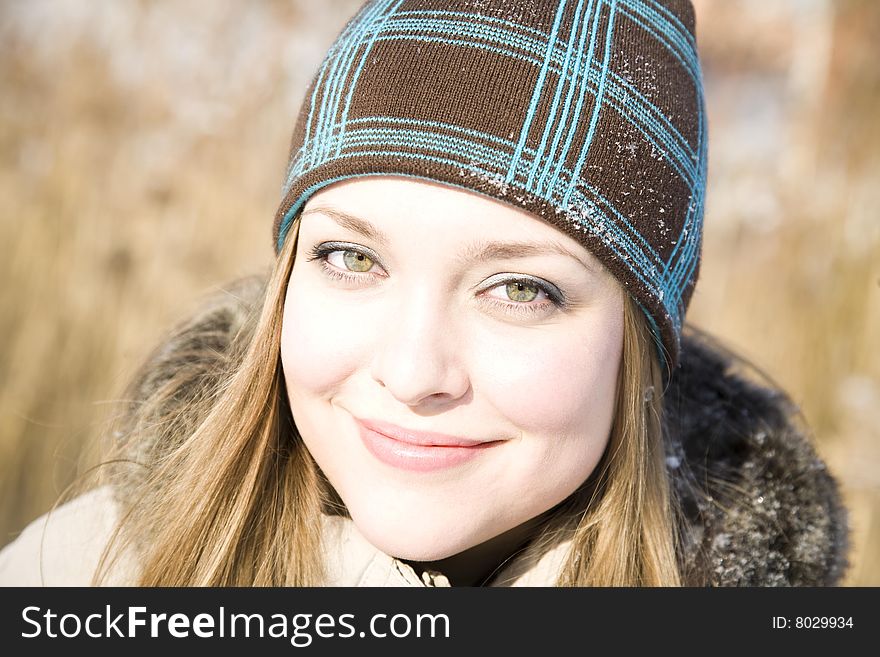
[1,0,877,585]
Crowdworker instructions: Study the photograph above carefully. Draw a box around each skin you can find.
[280,176,624,585]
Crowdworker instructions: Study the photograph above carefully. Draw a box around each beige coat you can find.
[0,486,569,587]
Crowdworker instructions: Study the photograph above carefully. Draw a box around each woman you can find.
[0,0,849,586]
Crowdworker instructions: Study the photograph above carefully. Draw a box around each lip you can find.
[356,418,502,472]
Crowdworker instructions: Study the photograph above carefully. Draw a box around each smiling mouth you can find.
[355,418,502,472]
[357,417,498,447]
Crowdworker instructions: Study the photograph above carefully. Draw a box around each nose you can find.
[369,290,471,408]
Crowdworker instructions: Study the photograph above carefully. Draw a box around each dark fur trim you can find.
[666,328,850,585]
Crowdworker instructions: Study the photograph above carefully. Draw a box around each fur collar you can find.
[666,329,849,585]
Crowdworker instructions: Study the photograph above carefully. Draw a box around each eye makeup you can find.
[305,241,386,286]
[303,241,570,319]
[469,272,569,320]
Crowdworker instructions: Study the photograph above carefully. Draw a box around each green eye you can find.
[343,250,374,272]
[506,281,539,302]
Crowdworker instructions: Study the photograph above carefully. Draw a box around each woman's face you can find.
[281,176,624,561]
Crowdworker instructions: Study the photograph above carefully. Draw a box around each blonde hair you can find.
[99,215,683,586]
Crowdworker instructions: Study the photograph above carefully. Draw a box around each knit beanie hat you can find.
[273,0,707,371]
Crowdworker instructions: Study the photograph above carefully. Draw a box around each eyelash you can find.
[305,243,384,286]
[304,243,568,317]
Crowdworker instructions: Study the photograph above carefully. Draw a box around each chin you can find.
[349,508,487,562]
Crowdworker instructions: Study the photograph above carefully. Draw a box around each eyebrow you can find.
[455,240,598,275]
[301,206,598,275]
[302,207,391,245]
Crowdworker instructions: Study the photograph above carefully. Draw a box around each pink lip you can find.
[356,418,501,472]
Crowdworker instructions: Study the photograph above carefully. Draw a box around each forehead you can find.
[301,176,604,269]
[305,175,532,222]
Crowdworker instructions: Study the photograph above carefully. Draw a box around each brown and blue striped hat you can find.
[273,0,708,371]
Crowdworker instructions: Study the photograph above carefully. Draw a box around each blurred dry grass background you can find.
[0,0,877,585]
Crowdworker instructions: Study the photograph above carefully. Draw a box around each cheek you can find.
[468,311,624,515]
[474,314,623,441]
[280,265,370,395]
